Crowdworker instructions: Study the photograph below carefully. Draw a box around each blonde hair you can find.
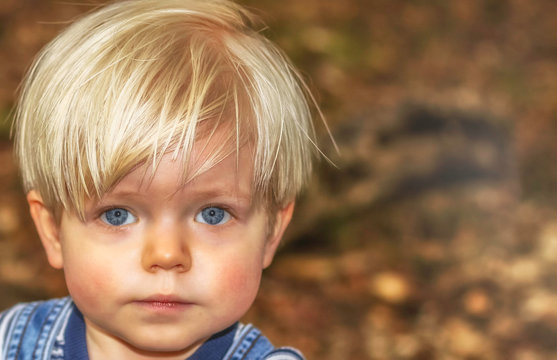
[14,0,319,217]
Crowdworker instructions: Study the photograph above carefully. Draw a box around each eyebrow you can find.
[179,188,253,206]
[100,186,254,205]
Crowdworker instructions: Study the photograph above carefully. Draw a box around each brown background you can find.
[1,0,557,359]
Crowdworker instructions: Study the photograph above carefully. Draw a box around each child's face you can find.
[28,144,293,358]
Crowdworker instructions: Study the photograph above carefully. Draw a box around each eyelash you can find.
[202,204,234,215]
[95,206,135,227]
[200,204,236,218]
[94,204,237,224]
[195,205,234,226]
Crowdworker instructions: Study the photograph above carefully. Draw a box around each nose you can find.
[141,219,191,273]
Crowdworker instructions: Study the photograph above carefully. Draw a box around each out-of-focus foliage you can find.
[1,0,556,359]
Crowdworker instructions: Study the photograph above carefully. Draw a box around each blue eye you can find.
[100,208,136,226]
[195,207,230,225]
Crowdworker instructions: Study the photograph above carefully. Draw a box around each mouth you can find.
[135,295,193,311]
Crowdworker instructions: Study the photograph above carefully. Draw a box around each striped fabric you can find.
[0,297,73,360]
[225,324,305,360]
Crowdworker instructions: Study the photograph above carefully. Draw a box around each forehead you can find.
[107,141,255,203]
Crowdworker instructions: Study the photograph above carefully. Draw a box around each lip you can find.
[134,295,193,312]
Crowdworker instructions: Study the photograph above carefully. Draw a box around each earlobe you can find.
[263,201,295,268]
[27,190,64,269]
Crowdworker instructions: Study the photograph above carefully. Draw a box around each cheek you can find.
[210,254,264,313]
[63,251,120,308]
[221,263,262,294]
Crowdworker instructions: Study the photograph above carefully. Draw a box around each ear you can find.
[27,190,64,269]
[263,201,295,268]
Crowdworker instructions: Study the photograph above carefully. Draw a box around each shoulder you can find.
[0,297,73,333]
[226,323,305,360]
[0,297,75,360]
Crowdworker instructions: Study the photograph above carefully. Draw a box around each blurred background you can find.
[1,0,556,359]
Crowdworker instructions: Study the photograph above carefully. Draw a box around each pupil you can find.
[114,210,121,217]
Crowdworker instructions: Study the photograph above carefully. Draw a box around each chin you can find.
[122,333,206,356]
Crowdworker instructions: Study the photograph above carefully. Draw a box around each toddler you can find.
[0,0,321,359]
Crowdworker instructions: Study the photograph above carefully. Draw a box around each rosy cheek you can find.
[216,259,263,310]
[64,257,116,307]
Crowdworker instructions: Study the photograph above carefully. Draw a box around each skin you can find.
[27,146,294,360]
